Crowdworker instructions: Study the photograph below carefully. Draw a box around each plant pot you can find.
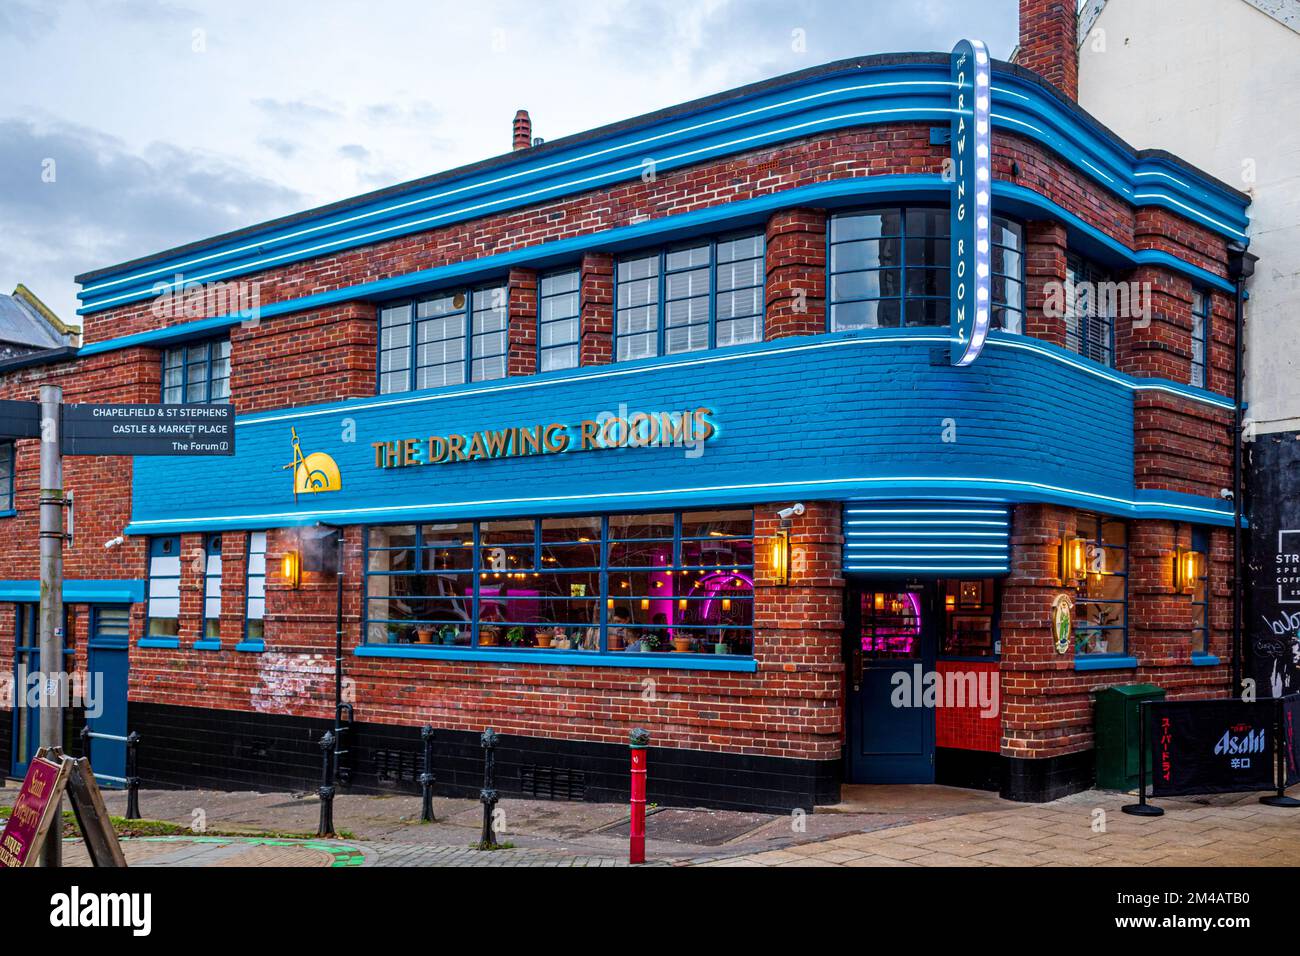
[714,643,730,655]
[672,637,693,653]
[441,633,457,646]
[416,629,434,644]
[479,630,499,647]
[535,632,554,648]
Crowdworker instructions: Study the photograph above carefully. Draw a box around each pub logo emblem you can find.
[1051,593,1073,655]
[284,427,342,502]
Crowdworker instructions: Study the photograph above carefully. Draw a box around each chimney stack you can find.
[513,110,532,151]
[1016,0,1078,101]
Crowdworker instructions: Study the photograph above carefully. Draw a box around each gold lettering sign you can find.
[372,406,716,470]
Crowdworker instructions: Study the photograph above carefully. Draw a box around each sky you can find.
[0,0,1019,322]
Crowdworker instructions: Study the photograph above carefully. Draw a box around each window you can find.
[1191,527,1210,654]
[163,337,230,404]
[1064,254,1115,367]
[1190,289,1209,388]
[363,509,755,656]
[828,208,1023,332]
[539,270,580,372]
[939,579,999,657]
[1074,513,1128,656]
[203,533,222,640]
[0,442,14,512]
[378,285,508,394]
[244,531,267,641]
[615,233,764,361]
[145,536,181,639]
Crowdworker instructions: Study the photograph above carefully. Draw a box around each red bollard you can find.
[629,727,650,864]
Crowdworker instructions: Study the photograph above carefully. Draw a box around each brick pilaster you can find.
[579,252,613,366]
[1022,220,1068,347]
[764,208,827,339]
[507,267,538,377]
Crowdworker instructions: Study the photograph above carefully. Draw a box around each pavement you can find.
[3,780,1299,867]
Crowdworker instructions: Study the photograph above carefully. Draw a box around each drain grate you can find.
[519,765,586,800]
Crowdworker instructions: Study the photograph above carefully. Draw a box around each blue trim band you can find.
[1191,652,1221,667]
[0,579,145,603]
[1075,654,1139,672]
[353,644,759,672]
[76,60,1249,315]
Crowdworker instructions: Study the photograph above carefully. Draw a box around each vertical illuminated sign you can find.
[950,38,992,367]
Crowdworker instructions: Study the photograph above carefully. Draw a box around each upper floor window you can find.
[1190,289,1209,388]
[539,270,580,372]
[146,536,181,639]
[203,533,223,640]
[0,442,14,513]
[163,337,230,404]
[379,284,508,395]
[1064,254,1115,367]
[615,232,765,362]
[1074,513,1128,657]
[828,208,1023,332]
[1190,527,1210,654]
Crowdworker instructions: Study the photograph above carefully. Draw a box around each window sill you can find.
[139,637,180,649]
[1191,652,1221,667]
[1074,654,1138,672]
[234,640,265,653]
[354,644,758,672]
[0,510,15,519]
[193,640,222,651]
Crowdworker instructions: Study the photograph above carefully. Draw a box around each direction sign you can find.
[0,399,40,439]
[61,403,235,457]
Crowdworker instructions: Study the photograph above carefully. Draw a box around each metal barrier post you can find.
[478,727,499,849]
[1260,696,1300,807]
[125,732,142,820]
[317,730,336,837]
[1122,700,1164,817]
[629,727,649,864]
[419,724,436,823]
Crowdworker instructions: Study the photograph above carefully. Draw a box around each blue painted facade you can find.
[126,329,1234,535]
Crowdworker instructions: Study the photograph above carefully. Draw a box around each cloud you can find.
[0,117,306,320]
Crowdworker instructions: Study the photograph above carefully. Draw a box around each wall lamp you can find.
[282,549,302,590]
[771,528,791,586]
[1173,546,1203,594]
[1058,536,1087,585]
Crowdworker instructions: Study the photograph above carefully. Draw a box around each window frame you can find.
[1190,288,1209,388]
[613,231,766,362]
[200,532,223,644]
[362,510,756,660]
[377,283,510,395]
[1064,253,1116,367]
[143,535,182,646]
[1073,513,1129,658]
[0,441,14,514]
[162,336,231,404]
[1190,526,1210,655]
[537,267,582,373]
[241,531,268,649]
[826,206,1024,333]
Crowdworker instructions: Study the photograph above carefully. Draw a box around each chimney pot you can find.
[513,109,532,151]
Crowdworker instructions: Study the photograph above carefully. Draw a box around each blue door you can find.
[845,584,936,783]
[10,604,40,778]
[85,606,131,786]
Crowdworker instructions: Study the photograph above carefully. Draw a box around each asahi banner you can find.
[1150,699,1275,797]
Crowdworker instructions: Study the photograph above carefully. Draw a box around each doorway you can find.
[85,606,131,786]
[843,583,937,783]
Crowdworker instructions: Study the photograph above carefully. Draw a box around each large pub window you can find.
[378,284,508,395]
[614,233,765,362]
[828,207,1023,332]
[364,509,755,656]
[1074,513,1128,656]
[538,269,581,372]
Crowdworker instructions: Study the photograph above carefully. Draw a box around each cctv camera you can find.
[104,536,125,550]
[1220,489,1234,501]
[777,503,806,520]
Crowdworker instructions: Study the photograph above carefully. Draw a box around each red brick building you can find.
[0,3,1252,808]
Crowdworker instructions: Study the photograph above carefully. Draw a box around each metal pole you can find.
[38,384,64,867]
[1226,243,1255,697]
[317,730,336,837]
[629,728,649,864]
[1123,701,1163,817]
[1261,696,1300,807]
[419,724,436,823]
[125,731,142,820]
[478,727,498,849]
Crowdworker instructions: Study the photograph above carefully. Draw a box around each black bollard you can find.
[318,730,337,837]
[478,727,499,848]
[125,731,142,820]
[419,724,436,823]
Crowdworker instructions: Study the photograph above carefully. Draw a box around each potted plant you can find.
[416,627,435,644]
[386,623,402,644]
[713,640,731,655]
[440,625,459,646]
[535,627,555,649]
[672,634,693,653]
[552,632,572,650]
[479,626,500,647]
[639,634,661,653]
[504,626,526,647]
